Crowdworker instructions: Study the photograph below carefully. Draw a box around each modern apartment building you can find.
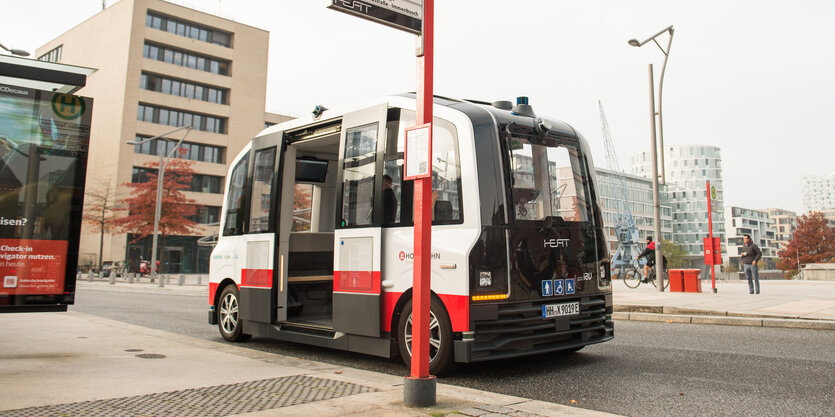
[725,206,779,270]
[631,145,726,268]
[762,208,797,252]
[802,171,835,212]
[35,0,291,273]
[595,168,672,253]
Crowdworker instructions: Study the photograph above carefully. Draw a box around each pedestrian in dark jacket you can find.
[741,234,762,294]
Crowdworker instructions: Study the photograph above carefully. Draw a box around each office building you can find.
[631,145,725,268]
[725,206,779,270]
[763,208,797,252]
[802,171,835,212]
[36,0,291,273]
[595,168,672,253]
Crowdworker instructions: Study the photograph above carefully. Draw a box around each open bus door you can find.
[238,133,283,323]
[332,103,388,338]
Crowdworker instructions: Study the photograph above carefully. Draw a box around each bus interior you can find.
[283,125,341,328]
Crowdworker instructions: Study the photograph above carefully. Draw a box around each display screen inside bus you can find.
[295,158,328,183]
[0,84,91,309]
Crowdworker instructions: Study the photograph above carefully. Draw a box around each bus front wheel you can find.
[217,285,251,342]
[396,297,454,376]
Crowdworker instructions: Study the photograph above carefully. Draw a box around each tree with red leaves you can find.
[112,157,200,263]
[777,212,835,277]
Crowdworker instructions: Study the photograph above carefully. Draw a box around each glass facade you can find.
[631,145,726,267]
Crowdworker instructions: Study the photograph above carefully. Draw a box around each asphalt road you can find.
[72,287,835,417]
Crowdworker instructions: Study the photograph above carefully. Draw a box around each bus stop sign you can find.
[328,0,422,35]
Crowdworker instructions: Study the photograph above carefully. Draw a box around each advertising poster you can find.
[0,83,91,302]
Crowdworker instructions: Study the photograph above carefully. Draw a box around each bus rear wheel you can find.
[397,297,454,376]
[218,285,251,342]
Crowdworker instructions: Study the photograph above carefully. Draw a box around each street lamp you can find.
[0,43,31,57]
[629,25,674,185]
[127,125,192,287]
[629,25,673,293]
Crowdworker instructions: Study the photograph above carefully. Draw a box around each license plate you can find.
[542,302,580,318]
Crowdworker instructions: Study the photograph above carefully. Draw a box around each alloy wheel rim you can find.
[220,292,238,334]
[404,310,441,362]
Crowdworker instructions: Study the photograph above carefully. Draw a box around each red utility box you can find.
[668,269,685,292]
[683,269,702,293]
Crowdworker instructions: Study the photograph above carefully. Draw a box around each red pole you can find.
[707,180,717,292]
[412,0,433,379]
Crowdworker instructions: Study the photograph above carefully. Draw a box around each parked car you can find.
[101,261,123,277]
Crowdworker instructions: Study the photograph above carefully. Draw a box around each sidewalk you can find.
[0,311,618,417]
[613,278,835,329]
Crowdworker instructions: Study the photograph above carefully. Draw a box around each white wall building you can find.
[725,206,779,270]
[763,208,797,252]
[802,171,835,212]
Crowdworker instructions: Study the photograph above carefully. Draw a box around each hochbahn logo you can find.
[398,251,440,261]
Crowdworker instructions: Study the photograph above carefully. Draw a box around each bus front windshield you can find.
[508,136,591,223]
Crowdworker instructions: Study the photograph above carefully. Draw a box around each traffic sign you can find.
[328,0,422,35]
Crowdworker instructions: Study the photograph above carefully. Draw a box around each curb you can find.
[613,310,835,330]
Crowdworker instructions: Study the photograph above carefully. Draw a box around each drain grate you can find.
[0,375,378,417]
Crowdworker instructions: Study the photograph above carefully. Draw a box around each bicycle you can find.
[621,259,669,289]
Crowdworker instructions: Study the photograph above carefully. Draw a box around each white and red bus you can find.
[208,94,613,374]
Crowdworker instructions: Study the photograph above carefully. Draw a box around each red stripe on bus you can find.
[381,291,469,333]
[333,270,381,294]
[241,268,272,287]
[209,282,219,305]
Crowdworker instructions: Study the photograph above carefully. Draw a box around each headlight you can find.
[479,271,492,287]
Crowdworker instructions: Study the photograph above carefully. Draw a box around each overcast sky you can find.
[3,0,833,214]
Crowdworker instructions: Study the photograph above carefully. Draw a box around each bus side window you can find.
[249,147,276,233]
[390,110,463,226]
[223,154,250,236]
[339,123,377,228]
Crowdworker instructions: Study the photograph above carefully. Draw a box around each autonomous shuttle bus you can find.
[209,94,613,374]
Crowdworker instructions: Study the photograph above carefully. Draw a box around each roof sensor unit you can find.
[491,100,513,110]
[511,96,536,117]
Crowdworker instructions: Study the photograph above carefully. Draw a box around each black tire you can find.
[397,297,454,376]
[650,269,670,289]
[623,268,642,288]
[217,285,251,342]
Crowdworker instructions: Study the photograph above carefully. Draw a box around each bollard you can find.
[197,275,202,285]
[87,272,93,282]
[109,274,115,285]
[178,274,185,286]
[128,274,134,284]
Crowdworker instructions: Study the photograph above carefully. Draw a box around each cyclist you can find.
[637,236,667,283]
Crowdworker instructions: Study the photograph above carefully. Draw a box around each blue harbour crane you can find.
[599,101,641,279]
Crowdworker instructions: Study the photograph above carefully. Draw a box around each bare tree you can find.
[82,179,121,275]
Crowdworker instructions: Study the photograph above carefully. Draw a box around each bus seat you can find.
[434,200,452,222]
[289,232,334,252]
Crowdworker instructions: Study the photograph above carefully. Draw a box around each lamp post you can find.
[0,43,31,57]
[629,25,674,185]
[127,125,191,287]
[630,26,673,292]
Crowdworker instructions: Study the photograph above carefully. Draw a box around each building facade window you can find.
[137,103,226,134]
[140,72,227,104]
[37,45,62,62]
[134,136,224,164]
[143,42,230,75]
[189,206,221,224]
[132,167,223,194]
[146,11,232,47]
